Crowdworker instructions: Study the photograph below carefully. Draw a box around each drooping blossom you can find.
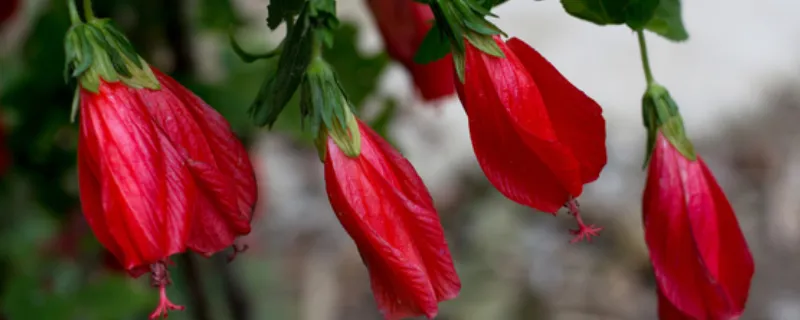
[455,36,607,242]
[643,132,754,319]
[325,119,461,319]
[67,6,257,318]
[366,0,455,101]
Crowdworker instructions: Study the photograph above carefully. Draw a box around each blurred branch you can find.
[214,255,251,320]
[162,0,193,75]
[179,254,212,320]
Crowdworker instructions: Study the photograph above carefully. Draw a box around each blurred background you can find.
[2,0,800,319]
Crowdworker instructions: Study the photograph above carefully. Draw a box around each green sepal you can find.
[464,31,503,57]
[64,18,159,93]
[422,0,506,81]
[413,24,451,64]
[248,3,315,128]
[452,49,466,83]
[302,58,361,159]
[641,83,695,168]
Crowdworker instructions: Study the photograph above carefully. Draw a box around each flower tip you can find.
[568,224,603,244]
[148,286,185,320]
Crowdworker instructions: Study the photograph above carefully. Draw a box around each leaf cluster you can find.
[561,0,688,41]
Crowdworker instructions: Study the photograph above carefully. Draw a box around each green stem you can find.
[82,0,95,21]
[228,31,282,63]
[311,31,323,60]
[67,0,82,25]
[636,30,655,85]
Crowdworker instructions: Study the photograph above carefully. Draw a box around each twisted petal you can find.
[78,82,193,272]
[325,121,460,319]
[644,134,754,319]
[134,69,258,255]
[457,37,582,213]
[506,37,607,184]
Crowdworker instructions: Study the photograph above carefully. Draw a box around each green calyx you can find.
[64,1,158,97]
[301,58,361,161]
[417,0,506,82]
[641,83,696,167]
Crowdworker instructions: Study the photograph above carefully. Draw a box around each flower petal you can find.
[135,69,257,255]
[506,37,607,184]
[324,121,459,319]
[644,134,753,319]
[79,82,193,271]
[457,39,581,212]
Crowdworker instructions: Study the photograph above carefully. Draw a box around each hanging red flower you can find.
[65,6,257,318]
[366,0,456,101]
[455,36,607,242]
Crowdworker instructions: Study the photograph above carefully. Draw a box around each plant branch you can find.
[179,254,212,320]
[215,255,251,320]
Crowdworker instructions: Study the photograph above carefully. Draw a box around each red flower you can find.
[366,0,455,101]
[0,0,18,28]
[455,36,606,242]
[643,133,754,319]
[324,120,460,320]
[78,69,257,318]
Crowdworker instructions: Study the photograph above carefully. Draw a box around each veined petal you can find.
[79,82,193,271]
[506,37,607,184]
[644,134,753,319]
[458,39,582,212]
[324,121,459,319]
[78,135,123,265]
[692,159,753,316]
[136,69,257,255]
[360,123,461,301]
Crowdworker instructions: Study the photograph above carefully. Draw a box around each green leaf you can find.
[645,0,689,41]
[414,24,451,64]
[453,50,466,83]
[267,0,304,30]
[624,0,659,30]
[560,0,628,25]
[250,5,315,128]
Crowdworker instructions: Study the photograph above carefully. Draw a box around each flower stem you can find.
[67,0,82,25]
[82,0,95,21]
[636,30,655,85]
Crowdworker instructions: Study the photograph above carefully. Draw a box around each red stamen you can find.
[148,262,184,319]
[565,198,603,244]
[227,243,249,263]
